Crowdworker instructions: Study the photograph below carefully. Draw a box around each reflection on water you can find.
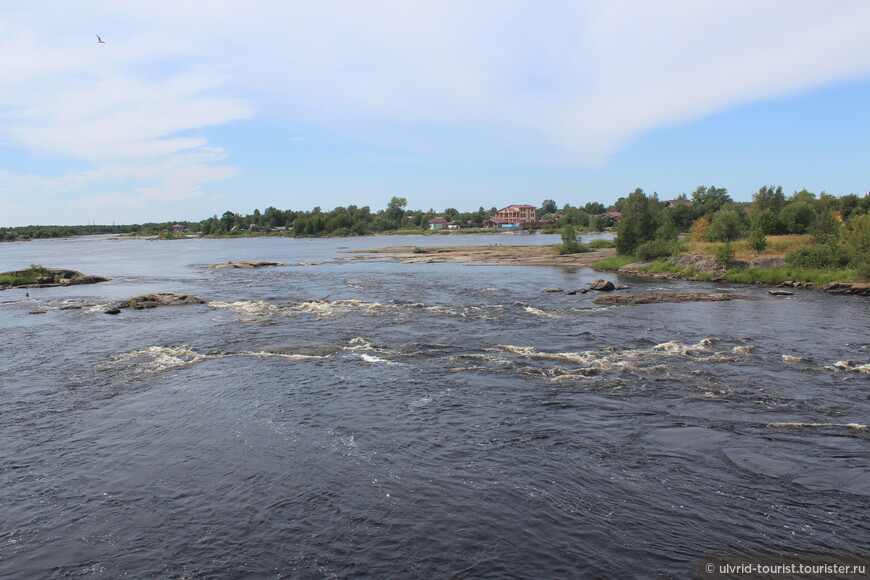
[1,234,869,578]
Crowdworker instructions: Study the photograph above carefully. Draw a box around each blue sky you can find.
[1,1,869,226]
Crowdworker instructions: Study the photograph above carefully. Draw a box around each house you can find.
[429,217,449,231]
[171,224,186,233]
[665,199,693,208]
[484,204,537,228]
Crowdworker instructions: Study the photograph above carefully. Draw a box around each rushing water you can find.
[1,234,868,578]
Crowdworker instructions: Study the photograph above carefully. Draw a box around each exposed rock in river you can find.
[822,282,870,296]
[106,292,206,314]
[592,292,749,305]
[589,279,616,291]
[208,260,288,269]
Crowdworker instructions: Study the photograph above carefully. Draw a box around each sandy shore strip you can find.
[340,245,615,267]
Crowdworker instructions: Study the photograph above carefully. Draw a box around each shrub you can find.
[842,214,870,279]
[716,242,735,266]
[689,217,710,242]
[587,239,615,249]
[747,228,767,253]
[635,239,680,261]
[786,243,851,270]
[558,225,590,254]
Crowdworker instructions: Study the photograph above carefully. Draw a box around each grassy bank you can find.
[725,266,859,285]
[592,255,637,271]
[0,265,47,286]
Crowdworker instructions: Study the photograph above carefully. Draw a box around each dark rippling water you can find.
[1,234,869,578]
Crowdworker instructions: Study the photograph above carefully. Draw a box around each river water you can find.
[1,234,868,578]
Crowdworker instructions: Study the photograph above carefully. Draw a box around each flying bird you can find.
[96,35,105,44]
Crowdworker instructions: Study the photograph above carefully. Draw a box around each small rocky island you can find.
[0,267,110,290]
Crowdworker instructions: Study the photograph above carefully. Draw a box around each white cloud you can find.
[1,0,870,223]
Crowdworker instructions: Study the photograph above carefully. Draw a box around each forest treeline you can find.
[3,188,869,255]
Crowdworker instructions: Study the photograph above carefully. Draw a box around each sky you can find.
[1,1,869,226]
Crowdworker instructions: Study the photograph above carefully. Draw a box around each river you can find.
[1,234,868,578]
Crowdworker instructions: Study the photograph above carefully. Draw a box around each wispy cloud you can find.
[1,0,869,224]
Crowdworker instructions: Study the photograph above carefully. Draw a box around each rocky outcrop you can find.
[822,282,870,296]
[566,288,589,295]
[593,292,749,305]
[105,292,206,314]
[589,279,616,291]
[0,268,109,289]
[544,287,564,293]
[208,260,288,269]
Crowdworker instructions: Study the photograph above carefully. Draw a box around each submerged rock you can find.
[106,292,207,314]
[544,287,564,293]
[593,292,749,305]
[768,290,794,296]
[566,288,589,295]
[208,260,288,269]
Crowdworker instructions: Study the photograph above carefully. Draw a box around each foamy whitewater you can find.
[0,234,868,578]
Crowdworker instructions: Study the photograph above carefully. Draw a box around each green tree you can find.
[558,224,586,254]
[707,209,746,242]
[656,208,678,240]
[615,188,656,255]
[752,185,786,215]
[385,197,408,228]
[811,210,841,245]
[691,185,731,215]
[780,201,816,234]
[750,208,781,236]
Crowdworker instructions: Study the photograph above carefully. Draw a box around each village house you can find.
[665,199,693,208]
[428,217,449,231]
[171,224,187,233]
[484,204,537,228]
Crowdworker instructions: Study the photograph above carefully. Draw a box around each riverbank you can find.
[343,244,869,295]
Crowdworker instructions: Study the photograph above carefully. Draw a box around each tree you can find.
[752,185,786,215]
[540,199,557,216]
[220,211,236,231]
[779,201,815,234]
[656,208,678,240]
[385,197,407,228]
[691,185,731,215]
[558,224,586,254]
[615,188,656,255]
[811,210,841,245]
[707,209,746,242]
[750,209,781,236]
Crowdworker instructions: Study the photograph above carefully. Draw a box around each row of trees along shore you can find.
[610,186,870,280]
[3,189,869,281]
